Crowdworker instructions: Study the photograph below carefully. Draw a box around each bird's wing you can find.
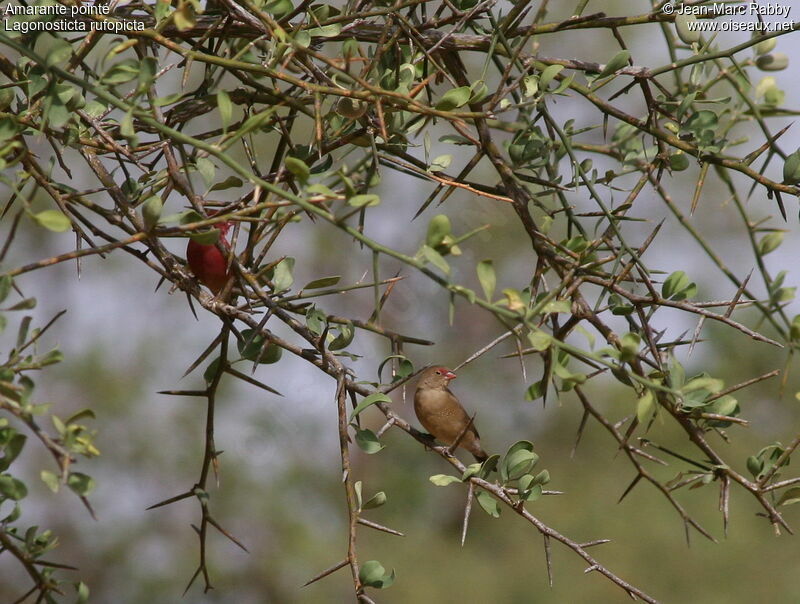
[445,387,480,439]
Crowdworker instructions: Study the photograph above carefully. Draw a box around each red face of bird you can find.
[418,366,457,389]
[206,208,234,237]
[218,221,233,241]
[434,367,456,381]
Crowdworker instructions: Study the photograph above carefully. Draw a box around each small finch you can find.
[414,366,488,462]
[186,221,232,294]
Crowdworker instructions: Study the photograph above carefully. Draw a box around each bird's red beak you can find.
[443,370,457,381]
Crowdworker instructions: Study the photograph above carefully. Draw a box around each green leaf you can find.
[141,195,163,231]
[707,395,738,419]
[684,110,718,135]
[66,409,96,425]
[501,449,538,483]
[543,300,571,314]
[0,87,14,111]
[187,227,221,245]
[525,380,545,401]
[551,73,575,95]
[304,306,327,335]
[0,474,27,500]
[102,59,139,86]
[67,472,95,496]
[75,582,90,604]
[504,440,535,458]
[354,428,385,454]
[329,322,354,351]
[527,330,551,351]
[420,245,450,274]
[8,298,36,311]
[362,491,387,509]
[270,257,295,292]
[16,317,31,349]
[429,154,452,173]
[349,393,391,420]
[195,158,215,188]
[619,332,641,362]
[469,79,489,103]
[475,490,500,517]
[152,92,183,107]
[461,462,482,481]
[539,64,564,91]
[303,276,341,289]
[669,152,690,171]
[758,232,784,256]
[173,1,196,30]
[476,260,496,301]
[0,433,25,471]
[305,184,336,199]
[348,194,380,207]
[354,480,362,509]
[285,157,310,184]
[359,560,395,589]
[264,0,293,18]
[203,356,222,384]
[756,76,784,107]
[436,86,471,111]
[429,474,461,486]
[517,474,535,492]
[532,469,550,485]
[597,50,630,79]
[683,375,724,394]
[522,483,543,502]
[237,329,282,364]
[755,37,777,56]
[756,52,789,71]
[0,275,12,304]
[636,390,656,423]
[40,470,59,493]
[661,270,696,301]
[32,210,71,232]
[777,487,800,506]
[217,90,232,130]
[747,455,764,476]
[564,235,589,254]
[478,455,499,478]
[0,117,20,142]
[119,110,136,143]
[783,150,800,184]
[305,24,342,38]
[137,57,158,93]
[293,31,312,48]
[522,75,538,97]
[209,176,244,192]
[426,214,452,248]
[377,355,414,382]
[675,14,701,44]
[46,39,73,67]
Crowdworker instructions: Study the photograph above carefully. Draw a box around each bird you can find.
[186,221,233,294]
[414,366,488,462]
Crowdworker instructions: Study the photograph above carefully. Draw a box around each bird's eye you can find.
[435,370,441,375]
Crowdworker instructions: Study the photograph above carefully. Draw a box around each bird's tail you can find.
[471,445,489,463]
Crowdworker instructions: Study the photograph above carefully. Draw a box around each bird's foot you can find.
[418,432,437,446]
